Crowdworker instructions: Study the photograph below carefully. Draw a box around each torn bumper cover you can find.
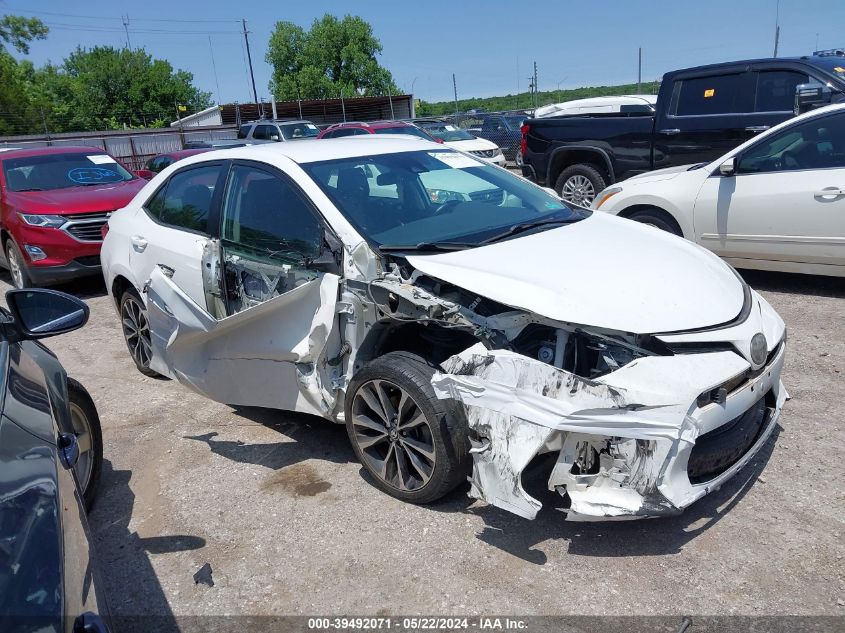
[432,339,786,521]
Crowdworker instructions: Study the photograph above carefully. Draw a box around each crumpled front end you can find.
[431,291,787,521]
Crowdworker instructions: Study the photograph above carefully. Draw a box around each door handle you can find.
[659,128,681,135]
[814,187,845,198]
[130,235,148,252]
[745,125,770,133]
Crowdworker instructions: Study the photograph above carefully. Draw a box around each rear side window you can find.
[253,125,279,141]
[329,128,366,138]
[755,70,810,112]
[237,125,251,139]
[675,74,751,116]
[146,165,220,233]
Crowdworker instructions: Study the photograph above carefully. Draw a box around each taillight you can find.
[101,222,110,240]
[520,124,529,157]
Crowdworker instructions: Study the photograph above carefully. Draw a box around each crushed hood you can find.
[406,213,744,333]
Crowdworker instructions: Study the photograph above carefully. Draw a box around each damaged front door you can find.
[145,161,341,416]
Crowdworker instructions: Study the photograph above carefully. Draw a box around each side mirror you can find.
[4,289,89,339]
[134,169,154,180]
[794,83,833,114]
[719,157,736,177]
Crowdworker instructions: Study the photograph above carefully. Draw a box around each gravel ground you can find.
[3,268,843,624]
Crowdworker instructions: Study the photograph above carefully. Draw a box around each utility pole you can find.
[527,76,535,108]
[773,0,781,57]
[533,61,538,108]
[122,15,131,50]
[209,37,222,105]
[242,19,259,110]
[637,47,642,93]
[453,73,459,118]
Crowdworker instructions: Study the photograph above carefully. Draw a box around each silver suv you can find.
[236,119,320,143]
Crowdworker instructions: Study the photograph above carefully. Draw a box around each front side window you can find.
[755,70,810,112]
[145,165,220,232]
[737,112,845,173]
[328,128,366,138]
[222,165,321,261]
[302,150,584,248]
[675,73,750,116]
[3,152,134,192]
[253,125,279,141]
[237,125,251,139]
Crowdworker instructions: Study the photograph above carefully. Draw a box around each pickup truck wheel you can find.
[626,208,683,236]
[346,351,470,504]
[555,164,607,207]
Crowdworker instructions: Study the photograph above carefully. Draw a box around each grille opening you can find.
[74,255,101,267]
[688,389,774,484]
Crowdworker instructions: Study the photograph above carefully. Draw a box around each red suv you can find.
[0,147,147,288]
[317,120,440,141]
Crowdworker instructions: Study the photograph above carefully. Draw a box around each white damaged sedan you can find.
[101,137,787,521]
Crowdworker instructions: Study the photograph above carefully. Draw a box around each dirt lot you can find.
[3,268,843,623]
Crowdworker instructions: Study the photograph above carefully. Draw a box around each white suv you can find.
[101,137,787,521]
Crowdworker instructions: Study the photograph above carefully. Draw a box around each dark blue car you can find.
[0,288,108,632]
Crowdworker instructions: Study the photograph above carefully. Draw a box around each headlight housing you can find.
[19,213,66,228]
[592,186,623,210]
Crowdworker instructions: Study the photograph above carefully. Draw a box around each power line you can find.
[6,7,241,24]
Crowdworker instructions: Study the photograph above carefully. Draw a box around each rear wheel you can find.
[5,240,34,289]
[626,208,683,236]
[554,164,607,207]
[68,378,103,511]
[120,287,159,377]
[345,352,470,504]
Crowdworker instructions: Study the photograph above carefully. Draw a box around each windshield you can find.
[302,149,587,248]
[419,124,475,142]
[281,122,320,140]
[3,152,134,192]
[808,57,845,84]
[373,126,434,140]
[505,116,526,130]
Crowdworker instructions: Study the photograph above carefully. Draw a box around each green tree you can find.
[37,46,212,131]
[266,14,398,100]
[0,15,49,135]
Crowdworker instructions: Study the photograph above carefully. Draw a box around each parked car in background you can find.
[318,120,438,140]
[413,119,506,165]
[143,148,210,176]
[594,103,845,277]
[534,95,657,118]
[101,138,786,523]
[522,53,845,206]
[470,114,527,163]
[237,119,320,143]
[182,139,251,150]
[0,287,108,631]
[0,146,147,288]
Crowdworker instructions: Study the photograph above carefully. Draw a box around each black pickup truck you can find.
[521,54,845,206]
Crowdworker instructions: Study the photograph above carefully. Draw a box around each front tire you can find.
[554,164,607,207]
[120,287,159,377]
[626,207,683,236]
[345,352,470,504]
[68,378,103,511]
[5,240,34,289]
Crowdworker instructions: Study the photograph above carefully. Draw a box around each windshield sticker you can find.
[445,125,458,131]
[306,124,318,129]
[87,154,115,165]
[428,152,484,169]
[704,89,715,98]
[68,167,121,184]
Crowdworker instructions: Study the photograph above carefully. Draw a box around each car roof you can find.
[180,135,443,166]
[158,148,210,159]
[329,120,415,130]
[667,55,845,78]
[245,119,313,125]
[0,145,112,160]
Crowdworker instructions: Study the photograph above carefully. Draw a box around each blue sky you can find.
[5,0,845,104]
